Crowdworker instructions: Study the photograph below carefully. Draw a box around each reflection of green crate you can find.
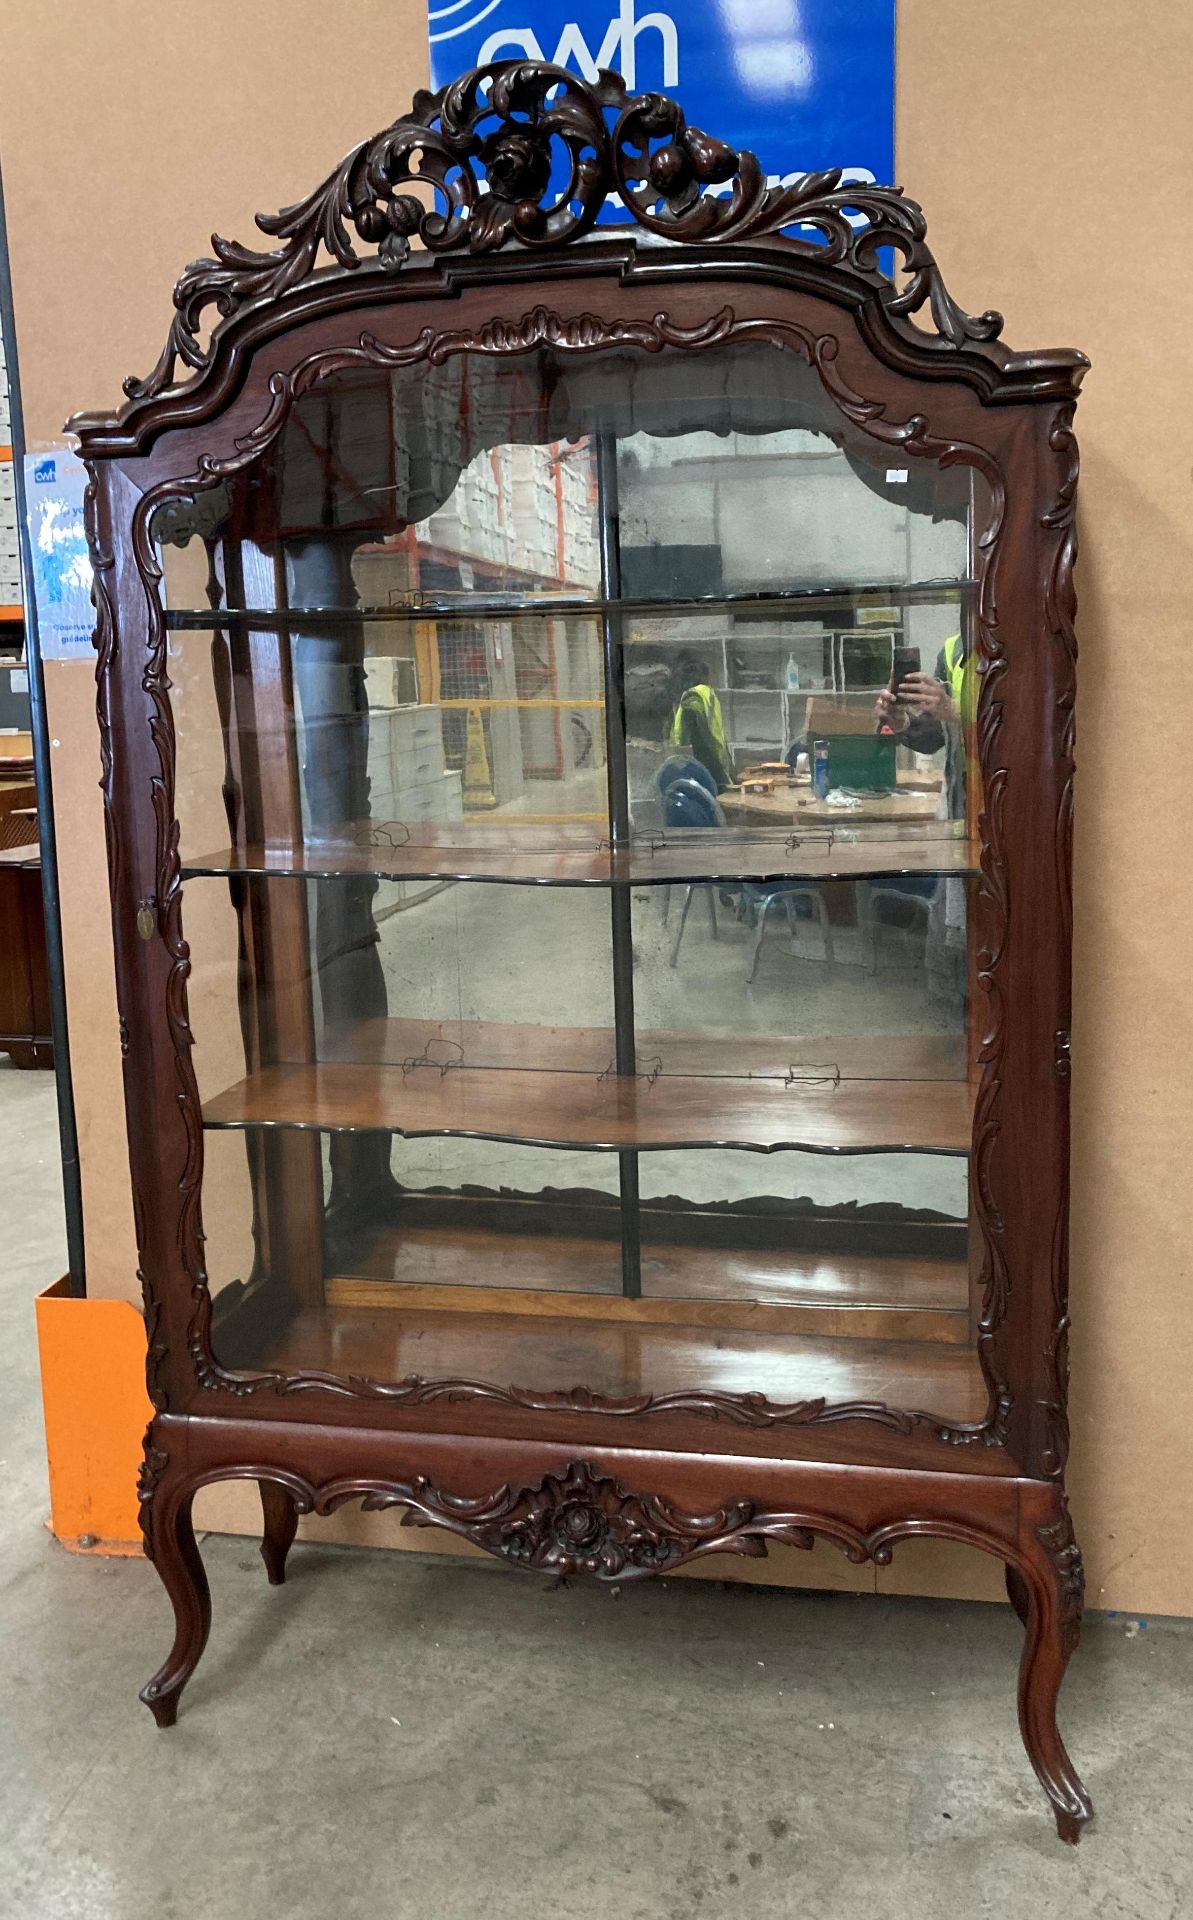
[826,735,897,792]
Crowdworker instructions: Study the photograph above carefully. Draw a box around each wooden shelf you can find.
[323,1221,970,1345]
[202,1021,974,1154]
[323,1018,968,1084]
[0,841,39,868]
[220,1297,988,1425]
[181,821,979,887]
[163,578,976,632]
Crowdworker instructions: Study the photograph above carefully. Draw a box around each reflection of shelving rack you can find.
[0,445,22,624]
[1,313,21,620]
[719,623,902,760]
[353,441,605,821]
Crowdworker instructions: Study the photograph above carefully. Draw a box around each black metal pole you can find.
[0,162,86,1293]
[595,426,640,1299]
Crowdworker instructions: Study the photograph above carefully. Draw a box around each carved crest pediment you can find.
[119,60,1011,407]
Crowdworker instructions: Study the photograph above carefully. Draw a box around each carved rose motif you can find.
[482,128,553,207]
[554,1498,606,1554]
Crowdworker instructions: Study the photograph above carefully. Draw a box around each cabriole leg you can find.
[259,1478,300,1586]
[1005,1562,1031,1627]
[139,1476,211,1728]
[1013,1504,1093,1843]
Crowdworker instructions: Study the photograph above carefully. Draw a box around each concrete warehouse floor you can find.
[3,1062,1193,1917]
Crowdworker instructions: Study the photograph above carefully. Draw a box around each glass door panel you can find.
[157,331,993,1424]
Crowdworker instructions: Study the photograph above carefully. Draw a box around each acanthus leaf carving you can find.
[390,1460,767,1579]
[1037,1501,1084,1657]
[1037,398,1081,1481]
[136,1425,170,1560]
[123,60,1003,403]
[152,1454,1024,1585]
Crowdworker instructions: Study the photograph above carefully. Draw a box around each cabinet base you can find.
[136,1412,1092,1842]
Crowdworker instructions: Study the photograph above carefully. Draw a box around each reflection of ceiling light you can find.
[717,0,814,99]
[736,39,814,96]
[721,0,797,30]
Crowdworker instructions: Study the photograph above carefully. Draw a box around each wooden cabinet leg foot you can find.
[1013,1501,1093,1843]
[139,1476,211,1727]
[259,1478,300,1586]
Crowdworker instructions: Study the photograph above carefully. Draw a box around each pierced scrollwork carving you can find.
[125,60,1002,402]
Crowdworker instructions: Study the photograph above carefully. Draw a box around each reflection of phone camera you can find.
[891,647,919,702]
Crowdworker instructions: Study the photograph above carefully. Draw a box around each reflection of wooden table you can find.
[0,775,37,847]
[722,771,943,827]
[0,840,53,1070]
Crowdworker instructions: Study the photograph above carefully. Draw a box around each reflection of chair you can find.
[656,754,718,805]
[744,883,834,983]
[659,763,834,981]
[663,775,724,967]
[861,877,938,971]
[656,754,719,925]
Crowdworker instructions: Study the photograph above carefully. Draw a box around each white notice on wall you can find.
[24,451,93,660]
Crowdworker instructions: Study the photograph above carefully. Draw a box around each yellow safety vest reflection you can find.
[668,682,726,749]
[943,634,976,725]
[668,681,734,790]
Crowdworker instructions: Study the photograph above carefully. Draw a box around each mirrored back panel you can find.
[161,332,991,1425]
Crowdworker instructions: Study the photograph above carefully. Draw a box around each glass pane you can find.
[628,869,971,1335]
[168,609,610,874]
[159,362,602,614]
[159,328,992,1429]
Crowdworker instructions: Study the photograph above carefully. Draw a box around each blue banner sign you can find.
[428,1,895,197]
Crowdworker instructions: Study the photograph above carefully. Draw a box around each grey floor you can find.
[3,1061,1193,1917]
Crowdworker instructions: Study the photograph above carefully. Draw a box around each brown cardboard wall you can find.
[3,1,1192,1611]
[896,0,1193,1613]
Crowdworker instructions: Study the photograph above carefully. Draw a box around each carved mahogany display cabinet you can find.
[74,64,1091,1838]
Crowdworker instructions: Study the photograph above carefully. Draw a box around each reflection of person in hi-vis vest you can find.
[874,632,974,1010]
[667,650,736,792]
[874,632,973,819]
